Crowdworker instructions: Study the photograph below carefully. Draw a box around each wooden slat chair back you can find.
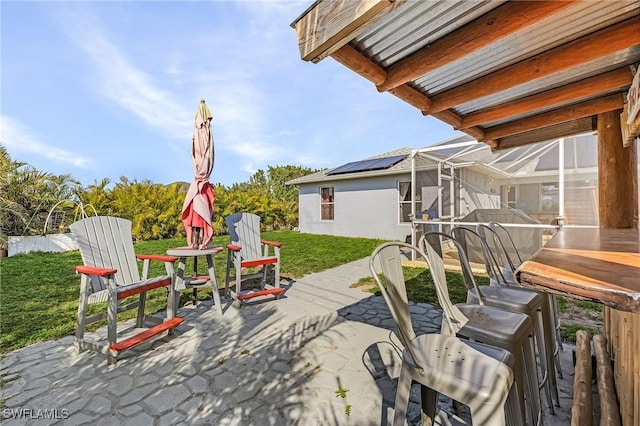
[227,212,263,261]
[224,212,284,307]
[70,216,183,364]
[74,217,140,300]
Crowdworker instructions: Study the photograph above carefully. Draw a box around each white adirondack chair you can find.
[224,213,284,307]
[70,216,183,364]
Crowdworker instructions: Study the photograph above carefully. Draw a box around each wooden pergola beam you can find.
[331,44,485,140]
[331,44,386,85]
[433,110,484,141]
[293,0,405,63]
[377,1,574,92]
[482,93,625,142]
[458,67,634,130]
[495,117,595,150]
[427,17,640,114]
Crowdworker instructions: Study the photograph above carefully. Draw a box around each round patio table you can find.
[166,246,224,315]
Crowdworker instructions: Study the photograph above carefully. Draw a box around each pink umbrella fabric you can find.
[181,99,215,249]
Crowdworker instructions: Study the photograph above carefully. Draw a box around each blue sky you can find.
[1,0,461,187]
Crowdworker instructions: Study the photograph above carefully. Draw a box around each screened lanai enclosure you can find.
[407,132,610,258]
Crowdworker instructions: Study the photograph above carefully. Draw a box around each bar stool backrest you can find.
[450,226,509,286]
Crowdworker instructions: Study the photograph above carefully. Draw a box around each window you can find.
[540,183,559,212]
[399,181,412,223]
[504,185,516,208]
[320,187,334,220]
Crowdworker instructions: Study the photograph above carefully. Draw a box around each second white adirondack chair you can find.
[224,212,284,308]
[70,216,183,364]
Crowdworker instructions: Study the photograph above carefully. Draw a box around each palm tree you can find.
[0,146,83,244]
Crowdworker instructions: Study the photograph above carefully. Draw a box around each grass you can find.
[358,267,488,307]
[560,323,601,342]
[574,300,603,312]
[0,230,603,352]
[0,231,385,353]
[554,296,604,342]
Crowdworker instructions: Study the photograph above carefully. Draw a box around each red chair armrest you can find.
[136,254,178,262]
[227,244,241,251]
[76,265,117,276]
[261,240,282,248]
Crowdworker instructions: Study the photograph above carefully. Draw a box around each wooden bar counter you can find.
[516,227,640,312]
[516,227,640,425]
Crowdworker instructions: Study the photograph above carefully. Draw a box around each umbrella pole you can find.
[192,253,198,305]
[191,226,201,249]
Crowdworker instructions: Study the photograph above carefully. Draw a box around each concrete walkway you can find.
[1,258,574,425]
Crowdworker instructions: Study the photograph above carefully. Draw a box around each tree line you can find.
[0,145,315,247]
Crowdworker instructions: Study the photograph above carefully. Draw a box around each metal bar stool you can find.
[370,242,522,426]
[487,221,564,380]
[420,232,543,426]
[451,226,558,413]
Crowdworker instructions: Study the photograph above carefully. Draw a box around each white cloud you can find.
[40,1,374,182]
[0,115,92,168]
[212,84,282,172]
[52,3,291,177]
[56,9,192,140]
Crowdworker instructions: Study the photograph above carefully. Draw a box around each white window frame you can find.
[398,181,412,223]
[320,186,334,221]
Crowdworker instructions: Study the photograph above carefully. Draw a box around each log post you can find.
[572,330,593,426]
[597,110,638,228]
[597,110,639,426]
[593,335,622,426]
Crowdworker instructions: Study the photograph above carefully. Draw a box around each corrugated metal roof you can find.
[455,49,640,118]
[357,1,637,94]
[357,0,501,67]
[293,0,640,148]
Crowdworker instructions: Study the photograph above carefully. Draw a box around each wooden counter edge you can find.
[516,265,640,313]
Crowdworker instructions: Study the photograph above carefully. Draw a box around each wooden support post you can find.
[572,330,593,426]
[598,110,639,425]
[593,335,622,426]
[597,110,638,228]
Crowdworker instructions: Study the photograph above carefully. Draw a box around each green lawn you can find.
[0,231,386,353]
[0,231,599,353]
[355,267,484,308]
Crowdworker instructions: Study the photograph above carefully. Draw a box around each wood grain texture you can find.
[598,110,639,229]
[602,296,640,426]
[593,334,622,426]
[481,94,625,141]
[571,330,593,426]
[459,67,634,130]
[331,44,386,85]
[495,117,596,150]
[295,0,403,63]
[516,228,640,312]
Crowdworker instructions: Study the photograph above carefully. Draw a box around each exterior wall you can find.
[495,171,601,225]
[8,233,78,257]
[458,169,500,216]
[297,174,412,241]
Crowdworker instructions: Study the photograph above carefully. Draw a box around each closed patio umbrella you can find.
[181,99,215,249]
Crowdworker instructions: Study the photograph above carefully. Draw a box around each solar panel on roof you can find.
[327,154,407,175]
